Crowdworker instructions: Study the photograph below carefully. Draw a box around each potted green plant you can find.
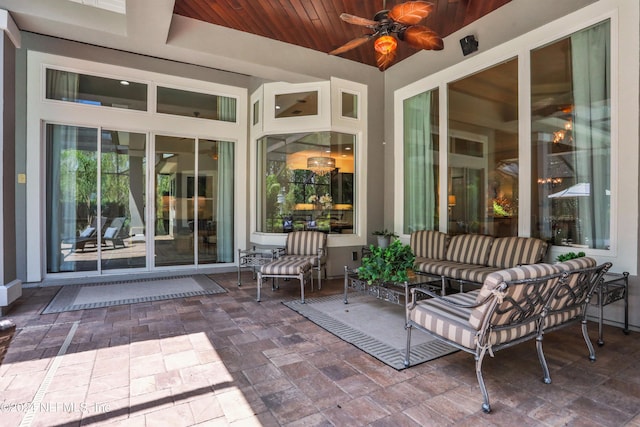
[556,251,586,262]
[358,239,416,284]
[372,229,399,248]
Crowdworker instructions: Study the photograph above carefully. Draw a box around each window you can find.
[157,86,237,122]
[531,20,611,249]
[46,69,147,110]
[274,91,318,118]
[341,92,358,119]
[447,58,519,237]
[257,131,355,234]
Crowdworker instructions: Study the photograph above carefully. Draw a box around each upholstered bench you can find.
[257,258,313,303]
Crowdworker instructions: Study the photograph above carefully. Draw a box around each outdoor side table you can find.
[237,247,282,286]
[591,271,629,346]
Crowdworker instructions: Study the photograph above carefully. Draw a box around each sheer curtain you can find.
[403,90,436,233]
[47,124,87,272]
[46,71,81,271]
[215,96,236,262]
[571,20,610,248]
[216,141,234,262]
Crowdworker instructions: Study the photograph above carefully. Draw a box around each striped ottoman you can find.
[257,258,313,303]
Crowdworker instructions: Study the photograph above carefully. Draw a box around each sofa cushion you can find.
[446,234,494,266]
[469,263,559,330]
[410,230,449,260]
[542,307,582,329]
[457,266,501,285]
[486,237,548,269]
[408,290,478,349]
[414,259,479,280]
[554,256,597,271]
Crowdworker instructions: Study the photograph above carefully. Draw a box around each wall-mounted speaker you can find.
[460,35,479,56]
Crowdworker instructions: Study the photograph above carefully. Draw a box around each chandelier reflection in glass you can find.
[307,156,336,176]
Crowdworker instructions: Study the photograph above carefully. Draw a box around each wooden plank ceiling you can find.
[173,0,512,69]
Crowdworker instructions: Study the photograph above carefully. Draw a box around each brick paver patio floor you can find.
[1,272,639,426]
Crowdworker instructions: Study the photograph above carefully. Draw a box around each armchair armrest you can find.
[407,284,506,310]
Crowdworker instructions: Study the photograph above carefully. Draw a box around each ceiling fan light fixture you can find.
[374,35,397,54]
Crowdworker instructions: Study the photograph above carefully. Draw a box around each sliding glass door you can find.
[154,135,235,267]
[46,124,147,273]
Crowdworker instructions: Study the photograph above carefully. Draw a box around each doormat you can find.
[283,293,457,370]
[42,275,226,314]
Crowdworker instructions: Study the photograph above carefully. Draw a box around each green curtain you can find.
[571,20,610,249]
[215,96,236,261]
[216,141,234,262]
[403,91,436,233]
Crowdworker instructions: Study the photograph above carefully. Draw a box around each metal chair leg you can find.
[404,324,412,367]
[536,332,552,384]
[256,272,262,302]
[475,346,492,413]
[581,317,596,361]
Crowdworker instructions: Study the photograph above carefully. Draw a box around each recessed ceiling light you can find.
[120,80,130,86]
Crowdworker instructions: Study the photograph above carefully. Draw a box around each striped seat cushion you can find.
[261,258,311,275]
[280,254,323,268]
[487,321,539,347]
[554,256,597,271]
[410,230,449,260]
[486,237,548,269]
[457,266,501,284]
[413,259,470,278]
[286,231,327,261]
[408,291,478,349]
[469,263,559,330]
[542,307,582,329]
[445,234,494,266]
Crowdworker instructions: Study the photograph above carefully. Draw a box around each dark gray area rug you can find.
[42,275,226,314]
[283,293,457,370]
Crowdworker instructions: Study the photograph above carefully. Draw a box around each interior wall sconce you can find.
[460,35,479,56]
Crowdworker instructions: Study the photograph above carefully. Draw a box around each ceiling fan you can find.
[329,1,444,71]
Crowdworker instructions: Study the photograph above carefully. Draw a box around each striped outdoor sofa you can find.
[411,230,549,293]
[405,258,611,413]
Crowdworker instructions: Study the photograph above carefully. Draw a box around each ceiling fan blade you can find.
[339,13,378,27]
[329,35,372,55]
[402,26,444,50]
[375,49,397,71]
[388,1,434,26]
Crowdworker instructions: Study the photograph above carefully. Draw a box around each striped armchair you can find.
[281,231,328,289]
[405,263,561,413]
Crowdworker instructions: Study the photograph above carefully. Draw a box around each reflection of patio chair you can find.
[65,216,107,251]
[102,217,127,249]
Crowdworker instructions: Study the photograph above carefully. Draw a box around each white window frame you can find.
[26,51,247,282]
[395,1,636,274]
